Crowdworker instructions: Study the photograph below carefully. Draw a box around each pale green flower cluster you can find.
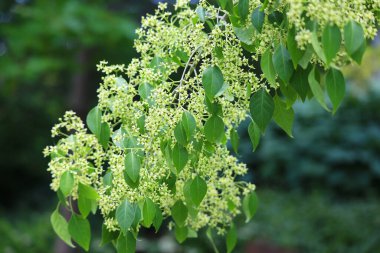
[45,0,379,239]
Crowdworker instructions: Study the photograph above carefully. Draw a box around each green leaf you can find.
[68,214,91,251]
[287,27,304,68]
[116,200,141,235]
[152,205,163,232]
[171,200,188,227]
[124,172,140,189]
[175,225,188,244]
[60,171,74,197]
[249,88,274,133]
[182,111,196,141]
[78,196,95,218]
[326,68,346,114]
[196,6,206,22]
[172,143,188,174]
[311,30,327,63]
[124,152,141,183]
[86,106,110,149]
[251,7,265,32]
[100,224,118,246]
[226,223,237,253]
[174,122,188,146]
[344,20,365,60]
[202,66,225,101]
[272,44,294,83]
[350,40,366,64]
[138,82,153,100]
[137,115,146,134]
[51,208,75,248]
[242,191,259,222]
[298,45,314,69]
[261,49,277,87]
[268,11,284,26]
[248,121,261,151]
[204,115,225,143]
[190,176,207,207]
[233,25,255,45]
[116,231,136,253]
[78,183,99,200]
[273,95,295,137]
[322,24,342,64]
[308,67,330,111]
[142,197,156,228]
[230,128,239,154]
[290,66,310,101]
[238,0,249,21]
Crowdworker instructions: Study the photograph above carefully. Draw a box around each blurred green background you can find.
[0,1,379,253]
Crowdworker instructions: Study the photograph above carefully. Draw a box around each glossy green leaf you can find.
[226,223,237,253]
[78,196,94,218]
[233,25,255,45]
[171,200,188,227]
[51,208,74,248]
[68,214,91,251]
[248,121,261,151]
[190,176,207,207]
[142,197,156,228]
[311,30,327,63]
[182,111,196,141]
[251,7,265,32]
[344,21,365,59]
[230,128,239,154]
[308,67,330,111]
[196,6,206,22]
[322,24,342,64]
[116,231,136,253]
[242,191,259,222]
[172,143,188,174]
[124,152,141,183]
[175,225,188,243]
[287,27,304,68]
[250,88,274,133]
[326,68,346,114]
[116,200,141,235]
[238,0,249,21]
[202,66,225,101]
[350,39,366,64]
[100,224,118,246]
[138,82,153,100]
[60,171,74,197]
[290,67,310,101]
[206,228,220,253]
[153,205,163,232]
[204,115,225,143]
[174,122,188,146]
[272,44,294,83]
[86,106,110,149]
[273,95,295,137]
[78,183,99,200]
[261,49,277,87]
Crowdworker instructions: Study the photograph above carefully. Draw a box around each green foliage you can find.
[44,0,379,252]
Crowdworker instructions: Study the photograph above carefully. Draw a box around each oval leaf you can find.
[272,44,294,83]
[326,68,345,114]
[226,223,237,253]
[190,176,207,207]
[171,200,188,227]
[172,143,188,174]
[142,197,156,228]
[322,24,342,64]
[60,171,74,197]
[308,67,330,111]
[273,95,295,137]
[202,66,225,101]
[260,49,277,87]
[248,121,261,151]
[116,200,141,235]
[204,115,225,143]
[344,21,365,58]
[51,208,75,248]
[124,152,141,183]
[249,88,274,133]
[243,191,259,222]
[251,7,265,32]
[68,214,91,251]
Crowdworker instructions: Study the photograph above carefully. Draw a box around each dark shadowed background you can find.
[1,1,379,253]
